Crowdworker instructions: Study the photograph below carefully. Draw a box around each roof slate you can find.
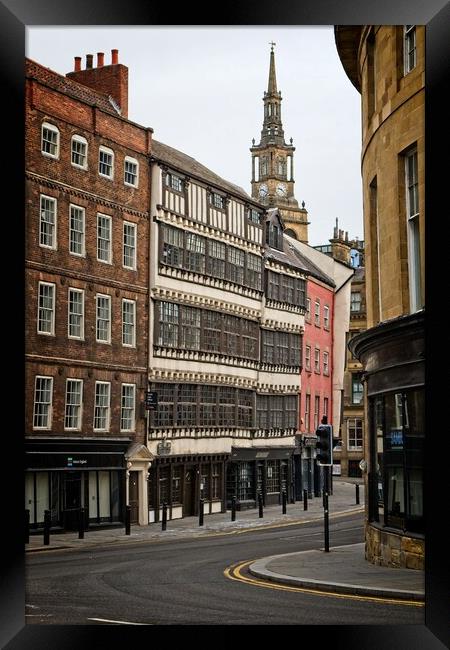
[26,58,120,116]
[151,139,258,204]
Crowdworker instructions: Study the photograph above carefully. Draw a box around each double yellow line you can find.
[224,560,424,607]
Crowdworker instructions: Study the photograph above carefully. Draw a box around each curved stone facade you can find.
[336,26,425,569]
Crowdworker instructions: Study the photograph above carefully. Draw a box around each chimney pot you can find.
[97,52,104,67]
[111,49,119,65]
[74,56,82,72]
[86,54,93,69]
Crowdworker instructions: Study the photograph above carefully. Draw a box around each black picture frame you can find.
[2,0,448,647]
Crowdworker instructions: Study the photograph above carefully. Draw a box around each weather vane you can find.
[270,41,276,51]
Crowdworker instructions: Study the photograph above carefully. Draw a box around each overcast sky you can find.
[27,26,363,246]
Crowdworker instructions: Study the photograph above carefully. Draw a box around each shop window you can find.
[266,460,280,494]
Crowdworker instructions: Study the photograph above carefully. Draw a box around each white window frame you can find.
[39,194,57,250]
[37,281,55,335]
[41,122,59,159]
[305,345,311,371]
[405,147,422,313]
[98,145,114,179]
[323,305,330,330]
[71,134,88,169]
[120,383,136,432]
[97,213,112,264]
[404,25,417,75]
[94,381,111,431]
[306,297,311,322]
[347,418,363,450]
[323,351,329,376]
[314,348,320,373]
[68,288,85,340]
[351,291,362,312]
[33,376,53,429]
[122,299,136,347]
[314,300,320,326]
[123,221,137,270]
[64,379,83,430]
[96,293,111,343]
[124,156,139,187]
[69,204,85,257]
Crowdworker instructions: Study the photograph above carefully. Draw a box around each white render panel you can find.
[153,273,262,312]
[147,436,296,458]
[262,304,305,331]
[151,356,259,383]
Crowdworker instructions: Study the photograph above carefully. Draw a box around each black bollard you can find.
[125,505,131,535]
[25,509,30,545]
[43,509,50,546]
[282,490,287,514]
[356,483,360,505]
[199,498,204,526]
[78,507,85,539]
[231,496,236,522]
[258,492,263,518]
[161,502,167,531]
[303,489,308,511]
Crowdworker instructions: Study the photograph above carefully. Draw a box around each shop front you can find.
[350,311,424,569]
[148,453,229,522]
[226,446,294,509]
[25,438,131,532]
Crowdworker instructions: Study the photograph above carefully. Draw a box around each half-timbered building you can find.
[147,142,307,520]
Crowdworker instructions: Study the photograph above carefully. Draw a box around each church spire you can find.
[268,41,278,94]
[261,43,284,145]
[250,45,309,243]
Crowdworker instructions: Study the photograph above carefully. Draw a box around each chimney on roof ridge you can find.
[66,48,128,119]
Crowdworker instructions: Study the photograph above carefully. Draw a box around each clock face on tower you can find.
[259,183,268,198]
[276,182,287,197]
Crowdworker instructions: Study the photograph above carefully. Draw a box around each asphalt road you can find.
[24,512,423,626]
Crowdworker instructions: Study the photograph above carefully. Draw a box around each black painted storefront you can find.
[349,310,425,538]
[25,438,131,532]
[226,446,294,509]
[148,453,229,521]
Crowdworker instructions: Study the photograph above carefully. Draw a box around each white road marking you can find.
[88,617,152,625]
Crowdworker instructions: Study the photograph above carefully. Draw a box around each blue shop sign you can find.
[387,429,404,450]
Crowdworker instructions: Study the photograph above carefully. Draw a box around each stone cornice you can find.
[27,171,149,219]
[26,260,148,294]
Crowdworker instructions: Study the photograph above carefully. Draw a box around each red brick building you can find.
[25,51,153,531]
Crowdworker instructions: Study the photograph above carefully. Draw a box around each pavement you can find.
[25,478,424,602]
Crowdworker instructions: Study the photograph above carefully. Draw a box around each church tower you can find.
[250,44,310,243]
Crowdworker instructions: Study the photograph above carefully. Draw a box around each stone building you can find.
[335,25,425,568]
[250,45,310,243]
[147,143,307,521]
[25,51,153,531]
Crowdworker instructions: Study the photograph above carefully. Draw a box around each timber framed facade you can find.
[148,142,307,518]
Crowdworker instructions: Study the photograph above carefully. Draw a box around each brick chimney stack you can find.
[66,48,128,118]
